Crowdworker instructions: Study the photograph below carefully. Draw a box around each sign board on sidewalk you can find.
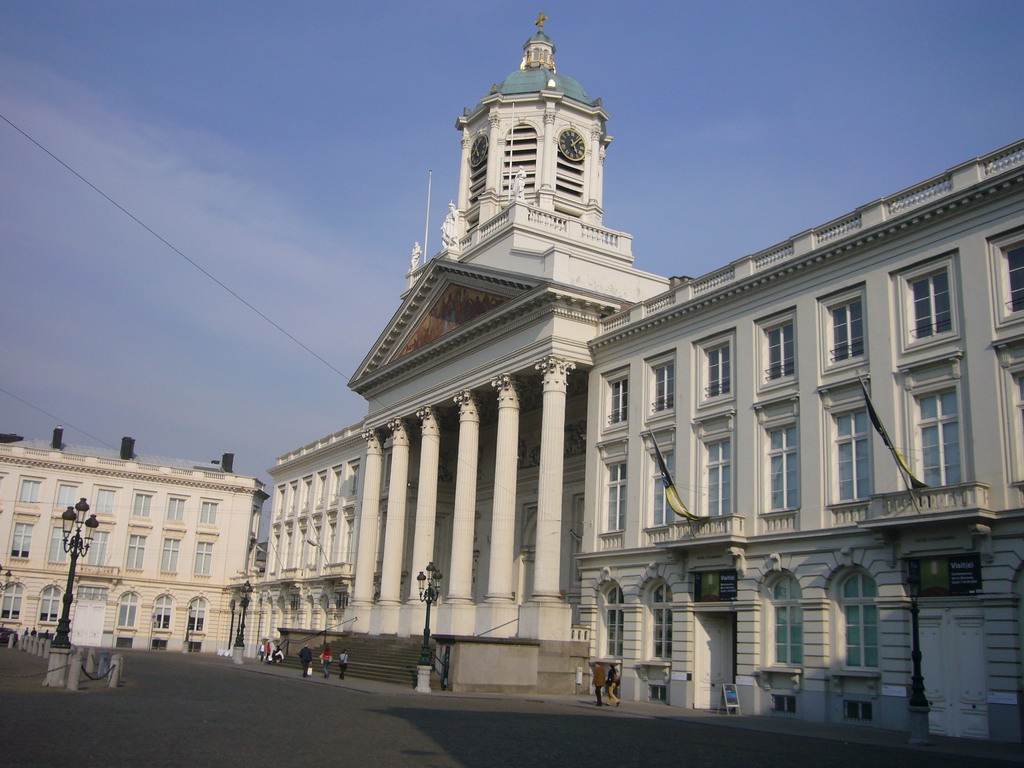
[721,683,740,714]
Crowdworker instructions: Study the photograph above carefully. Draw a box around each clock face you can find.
[470,134,489,168]
[558,128,586,162]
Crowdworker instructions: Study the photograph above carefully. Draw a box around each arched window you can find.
[650,583,672,659]
[117,592,139,627]
[1,584,23,620]
[772,576,803,665]
[188,598,207,633]
[605,584,624,657]
[841,573,878,667]
[153,595,173,630]
[39,586,62,623]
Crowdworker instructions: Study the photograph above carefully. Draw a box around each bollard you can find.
[108,654,124,687]
[42,638,50,660]
[66,648,83,691]
[84,647,97,676]
[97,650,110,678]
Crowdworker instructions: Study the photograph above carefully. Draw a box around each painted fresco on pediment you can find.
[400,284,510,356]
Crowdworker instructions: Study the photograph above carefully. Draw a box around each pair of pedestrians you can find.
[590,661,620,707]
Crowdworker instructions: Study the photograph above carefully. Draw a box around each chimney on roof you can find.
[221,453,235,473]
[52,427,64,450]
[120,436,135,460]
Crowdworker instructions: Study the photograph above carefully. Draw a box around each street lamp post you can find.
[232,580,253,665]
[45,499,99,686]
[906,561,932,745]
[227,599,237,653]
[415,562,443,693]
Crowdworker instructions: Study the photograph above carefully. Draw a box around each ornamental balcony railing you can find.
[828,482,990,527]
[646,514,745,545]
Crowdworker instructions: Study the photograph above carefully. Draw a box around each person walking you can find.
[298,644,313,677]
[591,661,606,706]
[606,663,621,707]
[319,645,333,678]
[337,648,349,679]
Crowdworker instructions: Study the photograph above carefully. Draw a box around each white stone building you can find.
[260,23,1024,741]
[0,430,265,653]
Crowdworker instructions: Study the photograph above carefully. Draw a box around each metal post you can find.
[906,562,931,745]
[233,581,252,665]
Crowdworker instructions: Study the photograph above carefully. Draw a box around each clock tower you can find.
[455,20,611,231]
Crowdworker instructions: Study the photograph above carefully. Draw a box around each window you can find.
[11,522,33,558]
[609,377,629,424]
[117,593,139,627]
[188,599,207,632]
[348,462,360,497]
[56,483,78,509]
[607,462,627,531]
[161,538,180,573]
[18,479,41,504]
[652,451,674,526]
[2,584,23,619]
[772,694,797,714]
[153,596,173,630]
[651,583,672,659]
[1007,244,1024,313]
[918,390,961,486]
[841,573,878,668]
[132,493,152,518]
[167,497,186,522]
[768,426,799,511]
[836,411,872,501]
[85,531,109,566]
[831,298,864,362]
[194,541,213,575]
[772,576,803,665]
[910,270,952,338]
[126,534,146,570]
[843,700,873,722]
[706,439,732,516]
[605,585,625,658]
[48,527,67,564]
[200,501,218,525]
[39,586,61,622]
[652,362,675,412]
[95,488,116,515]
[706,343,731,397]
[765,323,795,380]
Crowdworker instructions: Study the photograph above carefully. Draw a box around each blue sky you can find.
[2,1,1022,481]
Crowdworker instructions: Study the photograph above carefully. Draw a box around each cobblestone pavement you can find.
[1,647,1020,768]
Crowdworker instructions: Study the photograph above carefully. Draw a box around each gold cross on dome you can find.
[535,12,548,31]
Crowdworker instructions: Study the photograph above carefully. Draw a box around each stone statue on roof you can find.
[410,242,421,270]
[441,202,458,248]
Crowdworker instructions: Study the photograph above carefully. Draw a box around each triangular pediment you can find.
[350,260,541,386]
[400,283,510,357]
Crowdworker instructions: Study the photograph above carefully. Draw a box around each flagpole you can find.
[858,375,924,513]
[423,169,432,257]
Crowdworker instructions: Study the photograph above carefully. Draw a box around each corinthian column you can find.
[408,406,441,600]
[352,429,384,615]
[378,419,410,616]
[447,390,480,603]
[532,356,575,600]
[487,375,520,602]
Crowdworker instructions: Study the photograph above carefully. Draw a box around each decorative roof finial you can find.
[535,12,548,32]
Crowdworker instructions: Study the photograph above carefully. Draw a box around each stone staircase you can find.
[275,634,427,687]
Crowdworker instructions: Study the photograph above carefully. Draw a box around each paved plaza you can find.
[1,647,1020,768]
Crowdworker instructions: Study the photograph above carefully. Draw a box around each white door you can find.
[70,601,106,647]
[920,608,988,739]
[694,613,733,709]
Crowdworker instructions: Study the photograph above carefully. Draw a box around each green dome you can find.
[496,68,594,105]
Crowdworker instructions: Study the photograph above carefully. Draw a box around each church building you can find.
[259,20,1024,742]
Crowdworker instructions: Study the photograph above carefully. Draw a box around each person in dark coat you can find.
[337,648,349,679]
[298,645,313,677]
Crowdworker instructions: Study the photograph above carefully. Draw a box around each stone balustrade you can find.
[600,138,1024,335]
